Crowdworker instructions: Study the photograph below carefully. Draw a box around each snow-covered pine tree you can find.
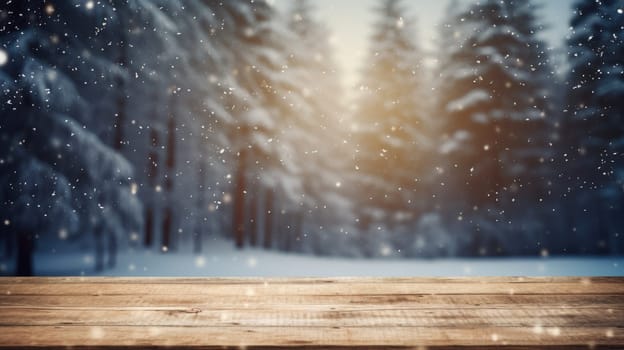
[40,0,172,252]
[160,0,231,253]
[285,0,353,254]
[213,0,301,249]
[435,0,554,255]
[0,1,142,274]
[428,0,473,255]
[97,1,219,253]
[565,0,624,254]
[501,1,558,255]
[141,1,194,253]
[63,0,182,260]
[351,0,430,250]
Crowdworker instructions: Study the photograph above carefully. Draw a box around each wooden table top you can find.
[0,277,622,349]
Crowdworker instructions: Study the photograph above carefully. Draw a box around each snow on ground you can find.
[3,237,621,277]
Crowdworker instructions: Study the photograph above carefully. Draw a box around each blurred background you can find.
[0,0,623,276]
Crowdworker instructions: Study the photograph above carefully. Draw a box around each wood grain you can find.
[0,277,622,349]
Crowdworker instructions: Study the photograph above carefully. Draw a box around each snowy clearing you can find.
[4,237,622,277]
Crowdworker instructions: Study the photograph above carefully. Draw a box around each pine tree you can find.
[112,1,180,253]
[351,0,429,235]
[0,1,142,274]
[436,0,554,255]
[162,0,232,253]
[101,0,178,250]
[285,0,351,253]
[212,1,300,249]
[103,0,221,253]
[566,0,624,254]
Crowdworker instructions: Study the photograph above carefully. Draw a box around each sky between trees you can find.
[275,0,576,93]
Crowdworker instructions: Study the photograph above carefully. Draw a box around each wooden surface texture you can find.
[0,277,622,349]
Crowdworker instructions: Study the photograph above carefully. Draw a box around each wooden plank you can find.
[2,281,623,296]
[0,276,619,284]
[0,325,622,348]
[0,306,621,327]
[0,277,622,349]
[2,293,623,309]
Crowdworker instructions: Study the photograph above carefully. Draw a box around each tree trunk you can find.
[233,148,247,249]
[162,207,172,251]
[249,190,258,247]
[113,18,128,151]
[107,233,117,268]
[4,230,14,259]
[145,128,159,248]
[94,227,104,272]
[193,232,202,254]
[263,188,274,250]
[193,211,202,254]
[144,207,154,247]
[194,161,206,254]
[162,107,176,251]
[616,200,624,255]
[294,210,304,252]
[16,232,34,276]
[285,222,293,252]
[282,211,292,252]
